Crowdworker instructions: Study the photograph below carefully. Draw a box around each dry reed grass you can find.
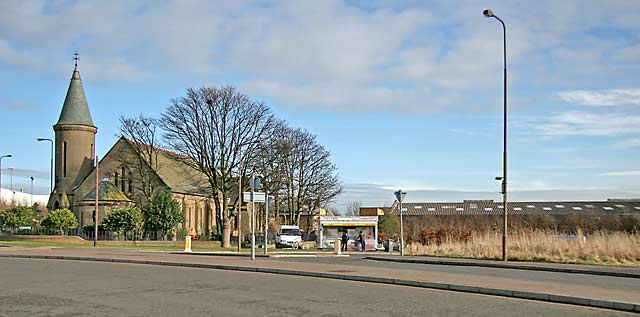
[406,229,640,266]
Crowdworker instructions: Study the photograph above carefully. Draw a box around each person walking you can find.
[357,231,365,252]
[340,231,349,252]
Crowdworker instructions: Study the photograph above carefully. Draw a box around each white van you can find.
[275,225,303,249]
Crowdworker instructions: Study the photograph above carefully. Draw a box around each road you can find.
[0,258,634,316]
[272,255,640,294]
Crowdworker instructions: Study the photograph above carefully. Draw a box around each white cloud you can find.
[601,171,640,177]
[613,138,640,149]
[534,111,640,136]
[558,89,640,107]
[0,96,37,112]
[1,1,640,112]
[511,180,550,191]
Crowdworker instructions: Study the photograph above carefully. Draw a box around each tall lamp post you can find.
[30,176,34,206]
[0,154,12,205]
[394,189,406,256]
[9,167,14,190]
[37,138,54,194]
[484,9,509,262]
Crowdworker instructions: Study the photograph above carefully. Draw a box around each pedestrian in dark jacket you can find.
[341,232,349,251]
[357,231,365,252]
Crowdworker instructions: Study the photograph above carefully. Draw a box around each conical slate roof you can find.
[56,66,95,127]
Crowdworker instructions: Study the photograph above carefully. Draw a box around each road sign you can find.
[243,191,266,203]
[394,190,406,202]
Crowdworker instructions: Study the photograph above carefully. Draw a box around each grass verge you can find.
[406,230,640,266]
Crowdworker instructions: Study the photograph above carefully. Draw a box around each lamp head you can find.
[483,9,495,18]
[1,154,11,159]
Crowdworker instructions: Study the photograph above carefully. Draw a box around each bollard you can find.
[184,236,192,253]
[335,240,341,255]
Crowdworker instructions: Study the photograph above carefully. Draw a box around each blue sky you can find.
[1,1,639,211]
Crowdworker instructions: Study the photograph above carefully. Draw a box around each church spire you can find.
[56,52,94,127]
[72,51,80,80]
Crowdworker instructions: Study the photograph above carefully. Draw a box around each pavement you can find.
[365,254,640,279]
[1,246,639,313]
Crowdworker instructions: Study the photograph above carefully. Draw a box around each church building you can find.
[46,60,217,236]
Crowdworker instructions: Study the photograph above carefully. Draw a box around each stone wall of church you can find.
[175,193,216,236]
[71,138,220,236]
[48,124,97,211]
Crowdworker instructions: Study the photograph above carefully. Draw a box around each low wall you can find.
[0,234,222,248]
[1,234,87,244]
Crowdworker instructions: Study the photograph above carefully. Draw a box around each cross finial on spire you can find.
[73,51,79,69]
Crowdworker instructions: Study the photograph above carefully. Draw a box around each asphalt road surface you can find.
[0,258,634,317]
[272,255,640,293]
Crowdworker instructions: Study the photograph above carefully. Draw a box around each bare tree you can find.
[345,201,362,216]
[272,127,342,225]
[160,86,275,247]
[118,115,163,209]
[251,121,289,223]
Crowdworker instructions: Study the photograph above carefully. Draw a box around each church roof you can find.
[125,138,210,196]
[81,179,132,202]
[56,65,95,127]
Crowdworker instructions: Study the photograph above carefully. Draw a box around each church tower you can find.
[48,55,97,210]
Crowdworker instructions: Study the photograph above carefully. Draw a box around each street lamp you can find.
[0,154,12,205]
[37,138,54,193]
[30,176,34,206]
[484,9,509,261]
[394,189,407,256]
[9,167,14,191]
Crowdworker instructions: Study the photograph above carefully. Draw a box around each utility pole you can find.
[238,171,242,252]
[9,167,14,191]
[0,155,12,205]
[30,176,34,206]
[94,156,99,247]
[37,138,54,193]
[394,189,406,256]
[484,9,509,261]
[264,193,270,255]
[250,174,255,260]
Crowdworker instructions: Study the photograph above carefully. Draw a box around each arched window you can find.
[121,167,126,192]
[114,172,119,187]
[63,141,67,177]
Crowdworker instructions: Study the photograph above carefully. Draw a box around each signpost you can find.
[248,174,263,260]
[243,192,266,202]
[394,189,406,256]
[264,194,273,255]
[241,190,270,258]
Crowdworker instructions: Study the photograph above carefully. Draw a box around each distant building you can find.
[379,199,640,216]
[0,188,48,207]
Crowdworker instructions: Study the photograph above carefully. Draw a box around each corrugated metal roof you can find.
[385,199,640,216]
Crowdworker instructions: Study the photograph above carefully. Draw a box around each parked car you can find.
[275,225,303,249]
